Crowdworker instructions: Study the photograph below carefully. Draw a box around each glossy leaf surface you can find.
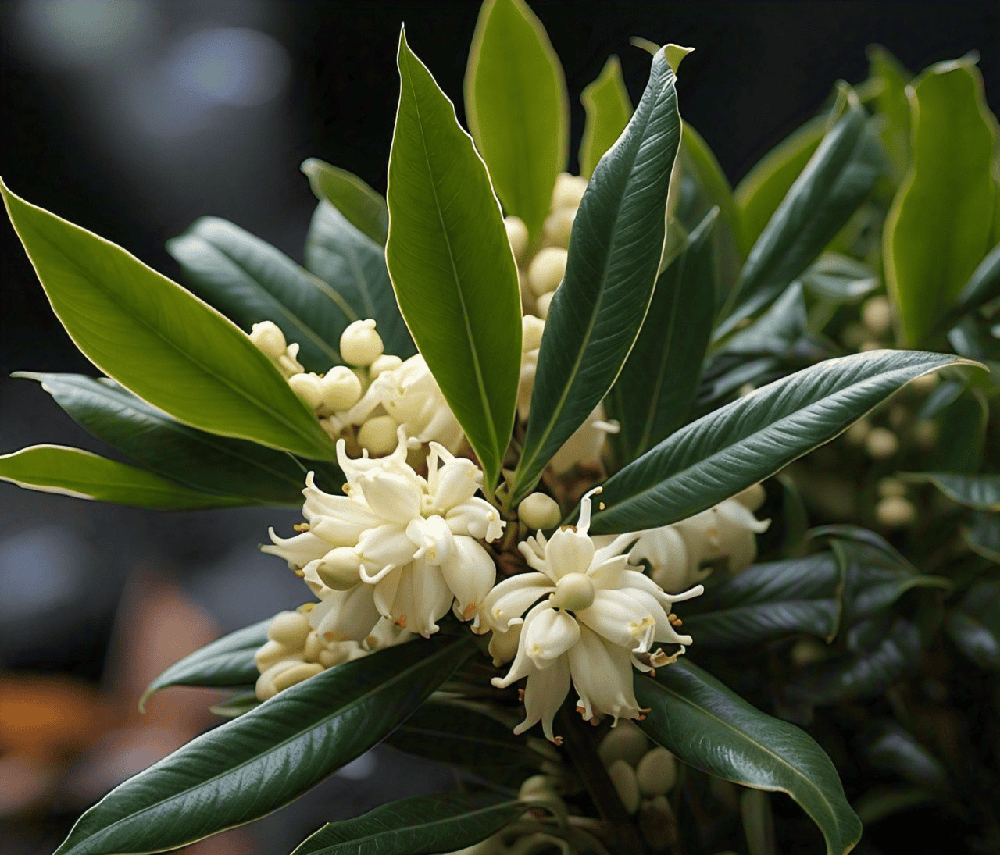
[2,183,334,460]
[388,33,522,489]
[580,55,632,180]
[465,0,567,236]
[905,472,1000,510]
[637,661,862,855]
[301,157,389,246]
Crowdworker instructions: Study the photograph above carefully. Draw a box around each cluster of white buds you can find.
[250,320,305,378]
[253,607,367,701]
[627,484,770,594]
[484,487,702,743]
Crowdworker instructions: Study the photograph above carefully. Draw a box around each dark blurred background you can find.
[1,2,998,853]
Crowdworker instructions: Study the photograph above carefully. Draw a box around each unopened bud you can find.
[636,746,677,796]
[271,662,324,692]
[320,366,363,411]
[340,319,384,366]
[250,321,287,358]
[790,638,828,667]
[877,477,906,498]
[536,292,554,318]
[267,610,311,649]
[255,659,302,701]
[528,248,568,296]
[518,492,561,530]
[865,426,898,459]
[518,774,556,801]
[844,419,871,445]
[734,483,765,512]
[598,720,649,768]
[542,208,576,248]
[358,414,400,456]
[608,759,641,814]
[876,496,916,528]
[913,419,938,449]
[370,354,403,379]
[255,639,294,671]
[504,216,529,262]
[315,547,362,589]
[522,314,545,352]
[862,296,892,336]
[552,173,588,210]
[288,372,325,410]
[303,631,324,662]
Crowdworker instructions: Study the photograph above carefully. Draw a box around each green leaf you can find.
[937,242,1000,336]
[301,158,389,246]
[18,372,316,505]
[927,388,988,473]
[800,253,879,304]
[1,182,335,461]
[608,210,717,463]
[884,56,1000,347]
[636,661,862,855]
[681,553,841,646]
[580,55,632,180]
[292,792,526,855]
[904,472,1000,510]
[945,580,1000,668]
[0,445,245,510]
[166,216,353,373]
[512,47,681,503]
[716,99,882,341]
[590,350,965,535]
[304,202,416,360]
[387,32,522,490]
[465,0,568,237]
[964,510,1000,563]
[866,46,912,188]
[53,635,474,855]
[140,619,270,712]
[862,721,950,791]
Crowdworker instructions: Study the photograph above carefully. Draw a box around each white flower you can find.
[263,430,502,640]
[484,488,702,742]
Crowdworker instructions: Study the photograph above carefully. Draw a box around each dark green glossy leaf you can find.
[591,350,963,535]
[904,472,1000,510]
[717,100,882,341]
[946,242,1000,329]
[608,210,717,464]
[636,661,862,855]
[964,510,1000,563]
[210,691,262,719]
[862,721,949,791]
[53,635,474,855]
[885,57,1000,347]
[801,253,879,304]
[167,216,350,373]
[301,158,389,246]
[945,580,1000,668]
[465,0,567,237]
[17,372,314,505]
[512,47,680,503]
[292,792,526,855]
[2,182,334,460]
[0,445,244,510]
[927,388,988,473]
[388,32,522,490]
[140,619,270,712]
[580,55,631,180]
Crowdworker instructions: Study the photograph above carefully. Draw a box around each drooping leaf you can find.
[636,661,862,855]
[591,350,964,535]
[904,472,1000,511]
[17,372,318,505]
[861,721,950,791]
[0,445,245,510]
[716,99,882,341]
[800,253,879,304]
[1,182,334,461]
[465,0,568,237]
[945,580,1000,668]
[301,158,389,246]
[512,47,680,503]
[935,242,1000,340]
[580,55,632,180]
[304,202,416,360]
[387,32,522,490]
[608,210,717,464]
[52,634,474,855]
[291,792,527,855]
[964,510,1000,563]
[140,619,270,712]
[166,216,352,373]
[884,56,1000,347]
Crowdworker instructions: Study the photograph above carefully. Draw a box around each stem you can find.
[557,707,650,855]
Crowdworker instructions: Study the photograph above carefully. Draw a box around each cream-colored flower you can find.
[484,488,702,742]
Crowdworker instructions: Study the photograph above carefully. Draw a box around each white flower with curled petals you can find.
[484,487,703,742]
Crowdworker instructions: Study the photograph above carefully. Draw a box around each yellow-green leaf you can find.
[580,56,632,180]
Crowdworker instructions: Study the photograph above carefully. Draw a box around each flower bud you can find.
[790,638,828,667]
[734,483,765,512]
[552,173,587,210]
[608,759,641,814]
[321,366,363,411]
[536,292,553,318]
[522,314,545,352]
[865,426,898,459]
[315,547,363,589]
[542,208,576,249]
[267,610,311,649]
[518,774,556,801]
[370,354,403,379]
[278,342,304,377]
[340,319,384,366]
[303,631,324,662]
[528,248,568,296]
[877,477,906,498]
[876,496,916,528]
[635,746,677,796]
[862,295,892,336]
[844,418,871,445]
[250,321,287,358]
[518,492,561,530]
[288,372,325,410]
[551,572,596,611]
[504,216,529,262]
[913,419,938,449]
[255,639,294,671]
[598,720,649,768]
[358,414,400,456]
[255,659,302,701]
[271,662,324,692]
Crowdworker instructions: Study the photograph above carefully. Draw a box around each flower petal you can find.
[568,625,641,723]
[481,572,552,632]
[524,607,581,668]
[516,656,571,743]
[437,536,496,628]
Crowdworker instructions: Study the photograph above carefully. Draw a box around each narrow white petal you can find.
[516,656,571,743]
[481,572,552,632]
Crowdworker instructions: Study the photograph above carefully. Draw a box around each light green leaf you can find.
[387,32,522,490]
[465,0,568,237]
[53,635,474,855]
[0,445,245,510]
[866,46,912,188]
[904,472,1000,510]
[291,793,526,855]
[2,181,335,460]
[636,661,862,855]
[512,47,680,504]
[884,56,1000,347]
[301,158,389,246]
[590,351,965,535]
[580,55,632,180]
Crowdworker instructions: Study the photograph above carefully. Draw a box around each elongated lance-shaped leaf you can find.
[580,55,632,180]
[901,472,1000,511]
[512,48,680,505]
[716,99,882,341]
[167,216,352,373]
[387,32,521,490]
[0,445,246,510]
[935,242,1000,336]
[636,661,863,855]
[52,634,474,855]
[465,0,568,237]
[301,158,389,246]
[590,350,968,535]
[291,793,528,855]
[140,619,270,711]
[17,372,320,505]
[1,182,335,461]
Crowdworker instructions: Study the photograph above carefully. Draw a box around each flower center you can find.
[551,572,596,612]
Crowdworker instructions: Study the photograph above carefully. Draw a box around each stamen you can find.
[293,522,310,532]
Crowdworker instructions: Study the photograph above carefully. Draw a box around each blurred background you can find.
[1,2,997,853]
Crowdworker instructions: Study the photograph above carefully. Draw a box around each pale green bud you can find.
[250,320,287,358]
[518,492,560,530]
[608,759,641,814]
[504,215,529,262]
[288,372,325,410]
[271,662,324,692]
[635,746,677,796]
[267,610,311,649]
[358,414,400,456]
[528,248,567,296]
[340,319,384,366]
[321,366,363,411]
